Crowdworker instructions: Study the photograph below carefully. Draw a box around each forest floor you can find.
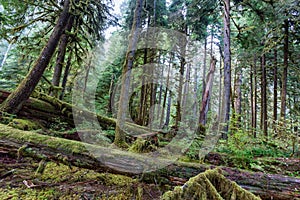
[1,149,300,199]
[0,153,162,200]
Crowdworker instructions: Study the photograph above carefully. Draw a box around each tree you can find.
[51,15,75,97]
[280,19,289,119]
[0,0,72,114]
[114,0,144,146]
[221,0,231,139]
[199,57,217,125]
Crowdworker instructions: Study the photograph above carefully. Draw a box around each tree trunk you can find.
[253,55,258,137]
[218,52,223,121]
[137,14,151,126]
[160,55,172,128]
[1,125,300,200]
[234,68,242,125]
[0,0,71,114]
[250,63,254,134]
[59,48,73,100]
[280,19,289,119]
[221,0,231,139]
[51,16,74,98]
[261,53,268,136]
[182,63,190,117]
[114,0,143,146]
[202,38,207,97]
[273,48,278,125]
[107,74,115,115]
[199,57,216,125]
[165,91,172,127]
[175,48,186,128]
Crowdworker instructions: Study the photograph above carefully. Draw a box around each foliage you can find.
[216,129,294,169]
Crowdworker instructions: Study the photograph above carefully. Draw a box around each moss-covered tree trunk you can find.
[51,15,75,98]
[0,0,71,114]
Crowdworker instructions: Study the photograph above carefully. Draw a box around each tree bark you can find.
[234,68,242,125]
[199,57,216,125]
[221,0,231,139]
[182,63,190,117]
[273,49,278,123]
[59,48,73,100]
[114,0,144,146]
[253,54,258,137]
[202,38,207,98]
[0,0,71,114]
[0,125,299,200]
[51,16,74,98]
[280,19,289,119]
[261,53,268,136]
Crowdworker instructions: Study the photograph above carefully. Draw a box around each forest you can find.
[0,0,299,199]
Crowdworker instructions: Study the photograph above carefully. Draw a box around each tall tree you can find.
[114,0,144,146]
[280,19,289,119]
[221,0,231,139]
[260,52,268,136]
[199,57,216,125]
[273,48,278,122]
[0,0,71,114]
[51,15,75,97]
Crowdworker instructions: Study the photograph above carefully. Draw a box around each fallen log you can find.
[0,90,166,138]
[162,168,261,200]
[0,124,299,200]
[204,152,300,176]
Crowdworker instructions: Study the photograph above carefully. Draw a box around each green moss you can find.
[28,97,55,113]
[96,173,135,186]
[129,138,157,153]
[161,169,261,200]
[0,187,81,200]
[9,118,41,131]
[0,124,88,155]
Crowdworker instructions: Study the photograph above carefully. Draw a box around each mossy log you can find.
[204,152,300,176]
[162,168,261,200]
[0,124,299,200]
[0,90,162,136]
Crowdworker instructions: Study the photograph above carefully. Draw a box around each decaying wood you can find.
[0,124,299,200]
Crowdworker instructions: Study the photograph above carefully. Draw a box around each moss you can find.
[35,159,47,175]
[128,138,157,153]
[8,118,41,131]
[0,187,81,200]
[0,124,88,155]
[161,169,261,200]
[28,97,56,113]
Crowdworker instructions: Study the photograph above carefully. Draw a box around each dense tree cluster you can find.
[0,0,299,144]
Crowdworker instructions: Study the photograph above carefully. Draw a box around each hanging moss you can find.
[161,168,261,200]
